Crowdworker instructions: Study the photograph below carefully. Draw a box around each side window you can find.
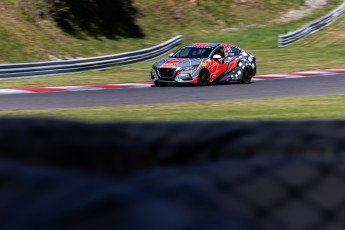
[214,47,225,58]
[220,47,225,57]
[233,47,241,56]
[227,46,241,57]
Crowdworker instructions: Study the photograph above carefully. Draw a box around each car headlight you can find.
[181,65,199,71]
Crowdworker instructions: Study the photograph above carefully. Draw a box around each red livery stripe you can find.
[193,43,211,47]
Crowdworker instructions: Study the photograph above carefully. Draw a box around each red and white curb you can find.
[254,69,345,80]
[0,69,344,95]
[0,83,152,95]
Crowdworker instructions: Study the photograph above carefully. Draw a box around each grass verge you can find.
[1,95,345,122]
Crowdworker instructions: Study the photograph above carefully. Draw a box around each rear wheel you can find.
[240,67,253,84]
[198,69,210,86]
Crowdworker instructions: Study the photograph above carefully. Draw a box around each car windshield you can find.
[172,47,213,59]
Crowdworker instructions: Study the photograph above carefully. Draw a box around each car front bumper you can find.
[151,69,195,84]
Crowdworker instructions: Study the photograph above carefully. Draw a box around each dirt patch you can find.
[329,31,345,39]
[273,0,328,24]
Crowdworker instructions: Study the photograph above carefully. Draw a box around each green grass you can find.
[0,0,307,63]
[2,95,345,122]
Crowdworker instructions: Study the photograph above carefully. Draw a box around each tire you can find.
[240,67,253,84]
[154,81,168,87]
[198,69,210,86]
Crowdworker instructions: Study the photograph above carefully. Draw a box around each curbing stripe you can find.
[16,87,68,93]
[86,84,132,89]
[0,89,34,94]
[318,69,345,73]
[48,86,104,91]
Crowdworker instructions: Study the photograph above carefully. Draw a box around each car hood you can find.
[153,58,207,68]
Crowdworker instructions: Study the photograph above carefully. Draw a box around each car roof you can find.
[186,43,220,48]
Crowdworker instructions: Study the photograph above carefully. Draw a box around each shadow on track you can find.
[151,81,255,88]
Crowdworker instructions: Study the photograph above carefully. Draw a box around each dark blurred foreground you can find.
[1,119,345,230]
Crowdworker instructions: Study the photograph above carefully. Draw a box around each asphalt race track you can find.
[0,74,345,111]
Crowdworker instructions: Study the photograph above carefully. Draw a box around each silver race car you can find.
[151,42,256,86]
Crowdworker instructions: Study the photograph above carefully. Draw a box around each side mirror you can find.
[212,54,222,59]
[169,53,174,57]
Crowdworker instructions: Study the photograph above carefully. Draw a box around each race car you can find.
[150,43,256,86]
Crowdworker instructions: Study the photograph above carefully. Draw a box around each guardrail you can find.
[278,2,345,47]
[0,35,183,79]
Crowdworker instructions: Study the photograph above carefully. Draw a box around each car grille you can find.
[158,68,176,79]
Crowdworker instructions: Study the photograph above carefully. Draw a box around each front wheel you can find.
[240,67,253,84]
[198,69,210,86]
